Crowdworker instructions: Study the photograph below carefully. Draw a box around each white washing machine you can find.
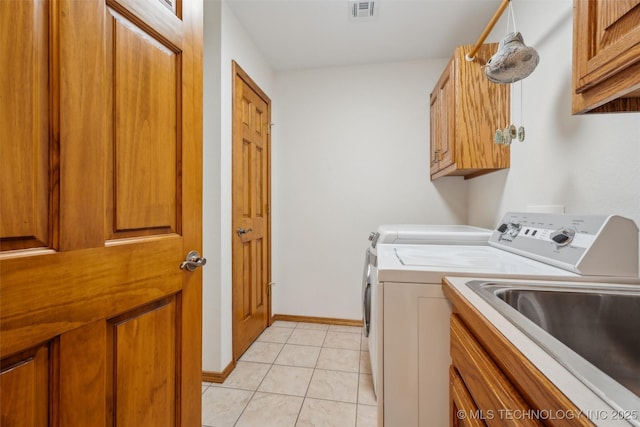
[362,224,492,395]
[372,212,640,427]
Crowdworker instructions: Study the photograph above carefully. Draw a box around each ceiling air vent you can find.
[349,1,377,20]
[158,0,176,13]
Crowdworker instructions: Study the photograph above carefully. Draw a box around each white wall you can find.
[204,0,640,372]
[202,0,223,374]
[204,3,465,370]
[271,61,468,319]
[467,0,640,228]
[202,0,274,372]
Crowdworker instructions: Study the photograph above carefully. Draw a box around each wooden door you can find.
[231,62,271,360]
[0,0,203,426]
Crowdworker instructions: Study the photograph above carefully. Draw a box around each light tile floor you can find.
[202,321,377,427]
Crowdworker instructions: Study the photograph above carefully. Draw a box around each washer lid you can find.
[375,224,491,245]
[391,245,576,276]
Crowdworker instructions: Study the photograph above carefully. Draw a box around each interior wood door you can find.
[232,62,272,360]
[0,0,203,425]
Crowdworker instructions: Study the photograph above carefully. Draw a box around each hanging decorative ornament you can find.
[503,125,512,145]
[488,2,532,146]
[517,80,526,142]
[485,2,539,85]
[485,32,539,84]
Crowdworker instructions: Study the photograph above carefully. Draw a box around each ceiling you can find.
[225,0,508,70]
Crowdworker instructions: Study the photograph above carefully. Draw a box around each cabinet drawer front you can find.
[450,366,487,427]
[451,315,543,427]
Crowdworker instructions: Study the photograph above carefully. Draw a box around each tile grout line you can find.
[296,323,328,426]
[236,321,326,426]
[232,334,291,427]
[203,322,373,427]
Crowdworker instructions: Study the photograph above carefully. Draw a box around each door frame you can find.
[230,60,272,361]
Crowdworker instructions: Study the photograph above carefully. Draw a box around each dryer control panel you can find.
[489,212,639,277]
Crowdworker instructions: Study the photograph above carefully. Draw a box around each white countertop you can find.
[444,276,640,427]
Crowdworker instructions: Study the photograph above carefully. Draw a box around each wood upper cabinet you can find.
[572,0,640,113]
[430,44,510,180]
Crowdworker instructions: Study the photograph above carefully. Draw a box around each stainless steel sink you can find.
[467,280,640,423]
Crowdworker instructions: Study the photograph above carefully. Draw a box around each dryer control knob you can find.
[508,222,522,238]
[550,228,575,247]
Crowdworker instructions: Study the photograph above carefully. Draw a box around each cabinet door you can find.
[573,0,640,113]
[430,43,509,180]
[450,366,487,427]
[429,59,454,176]
[450,315,544,427]
[430,86,443,175]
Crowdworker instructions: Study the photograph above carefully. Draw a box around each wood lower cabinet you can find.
[450,366,487,427]
[443,280,596,427]
[450,315,543,427]
[572,0,640,114]
[430,44,510,180]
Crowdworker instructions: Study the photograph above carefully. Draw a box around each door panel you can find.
[575,0,640,91]
[255,238,265,310]
[597,0,639,48]
[232,62,271,359]
[0,0,203,426]
[112,13,179,234]
[59,321,106,427]
[112,298,176,426]
[0,345,49,426]
[0,0,51,252]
